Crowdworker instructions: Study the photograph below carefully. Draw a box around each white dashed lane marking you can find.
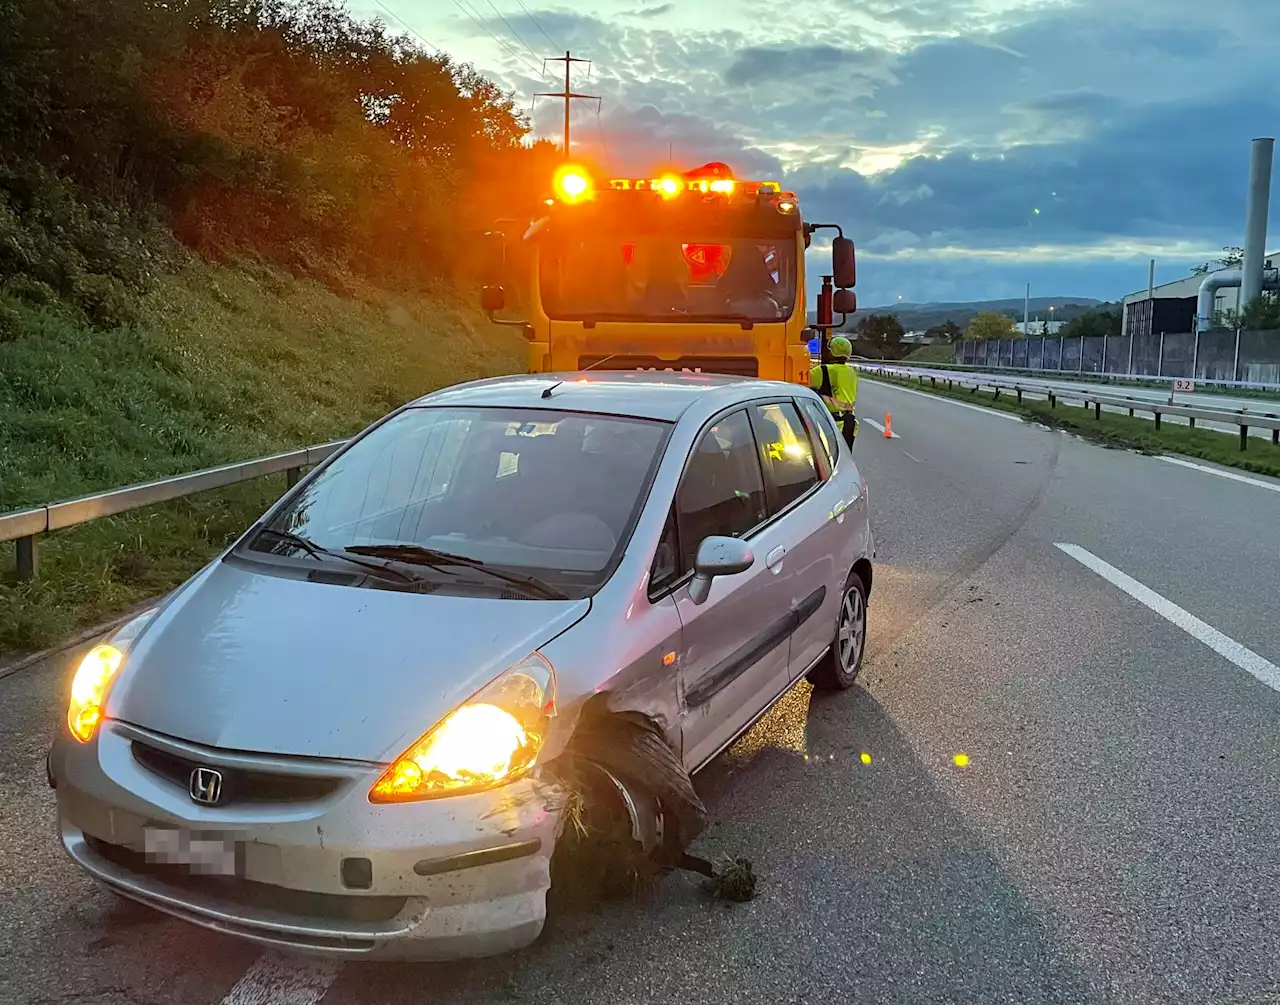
[219,953,339,1005]
[1055,543,1280,694]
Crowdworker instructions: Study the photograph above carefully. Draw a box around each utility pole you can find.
[536,52,600,159]
[1023,282,1030,337]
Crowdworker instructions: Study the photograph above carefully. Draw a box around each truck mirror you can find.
[833,289,857,314]
[833,237,856,289]
[481,285,506,313]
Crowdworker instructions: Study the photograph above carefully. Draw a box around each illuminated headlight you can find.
[66,609,156,743]
[68,644,125,742]
[369,653,556,803]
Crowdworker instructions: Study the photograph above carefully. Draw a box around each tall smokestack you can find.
[1241,137,1274,308]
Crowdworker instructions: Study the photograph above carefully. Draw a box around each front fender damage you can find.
[533,711,756,908]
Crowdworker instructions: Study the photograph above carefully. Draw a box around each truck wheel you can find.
[807,570,868,691]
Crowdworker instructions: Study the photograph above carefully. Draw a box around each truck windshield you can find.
[540,232,797,323]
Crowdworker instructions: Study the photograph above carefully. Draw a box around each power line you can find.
[594,105,613,163]
[535,51,599,158]
[514,0,560,49]
[451,0,546,77]
[484,0,541,64]
[370,0,441,53]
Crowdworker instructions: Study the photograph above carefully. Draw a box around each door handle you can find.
[766,546,786,573]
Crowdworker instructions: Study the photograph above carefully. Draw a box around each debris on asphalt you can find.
[707,857,757,902]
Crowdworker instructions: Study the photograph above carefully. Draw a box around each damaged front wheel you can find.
[547,716,706,908]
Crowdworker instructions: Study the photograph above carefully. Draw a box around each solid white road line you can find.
[862,377,1024,422]
[859,416,900,438]
[220,953,339,1005]
[1155,456,1280,494]
[1054,543,1280,694]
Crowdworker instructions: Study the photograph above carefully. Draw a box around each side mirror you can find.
[833,289,857,315]
[481,285,506,314]
[688,536,754,605]
[832,236,856,289]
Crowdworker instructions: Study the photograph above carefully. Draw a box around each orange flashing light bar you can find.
[606,178,781,196]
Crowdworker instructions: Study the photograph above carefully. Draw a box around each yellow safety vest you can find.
[810,363,858,414]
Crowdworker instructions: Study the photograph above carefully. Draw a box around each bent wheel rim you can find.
[836,585,866,674]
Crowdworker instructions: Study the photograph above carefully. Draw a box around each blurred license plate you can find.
[143,827,239,876]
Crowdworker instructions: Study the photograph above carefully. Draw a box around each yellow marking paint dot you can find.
[860,752,872,765]
[953,753,970,767]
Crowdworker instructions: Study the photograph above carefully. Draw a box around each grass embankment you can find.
[901,344,956,364]
[0,262,523,656]
[863,371,1280,478]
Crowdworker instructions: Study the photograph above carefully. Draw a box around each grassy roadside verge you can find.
[862,372,1280,478]
[1,261,524,657]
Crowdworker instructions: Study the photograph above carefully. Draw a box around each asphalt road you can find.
[875,363,1280,441]
[4,378,1280,1005]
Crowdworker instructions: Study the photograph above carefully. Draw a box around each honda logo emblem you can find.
[189,767,224,806]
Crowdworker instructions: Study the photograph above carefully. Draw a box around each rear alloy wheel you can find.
[807,571,868,691]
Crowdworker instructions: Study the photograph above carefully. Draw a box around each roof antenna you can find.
[541,380,564,398]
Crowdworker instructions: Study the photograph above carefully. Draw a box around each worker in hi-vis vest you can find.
[810,335,859,448]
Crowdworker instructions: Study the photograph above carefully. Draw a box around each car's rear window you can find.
[246,406,670,598]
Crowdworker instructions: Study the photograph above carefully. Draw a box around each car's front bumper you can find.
[50,721,563,960]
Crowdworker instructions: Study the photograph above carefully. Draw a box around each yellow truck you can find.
[480,161,857,384]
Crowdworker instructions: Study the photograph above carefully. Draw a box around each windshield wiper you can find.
[344,544,569,600]
[253,528,422,585]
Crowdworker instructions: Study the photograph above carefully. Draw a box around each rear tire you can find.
[806,570,868,690]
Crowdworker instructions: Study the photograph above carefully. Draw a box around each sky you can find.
[354,0,1280,309]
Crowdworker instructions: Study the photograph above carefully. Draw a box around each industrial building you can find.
[1121,251,1277,338]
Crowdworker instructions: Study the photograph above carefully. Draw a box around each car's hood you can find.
[105,559,590,761]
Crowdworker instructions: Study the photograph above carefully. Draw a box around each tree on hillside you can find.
[1191,246,1244,275]
[0,0,548,288]
[856,313,906,358]
[925,320,962,343]
[1060,309,1122,339]
[964,311,1017,340]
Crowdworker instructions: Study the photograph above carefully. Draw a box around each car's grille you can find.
[131,741,344,806]
[577,355,759,377]
[84,837,406,923]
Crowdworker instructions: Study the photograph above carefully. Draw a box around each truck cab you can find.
[480,162,857,384]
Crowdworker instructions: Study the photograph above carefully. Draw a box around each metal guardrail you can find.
[860,365,1280,451]
[1,440,346,581]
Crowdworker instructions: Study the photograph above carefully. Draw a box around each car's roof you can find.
[410,371,805,421]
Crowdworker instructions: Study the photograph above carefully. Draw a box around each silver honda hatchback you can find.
[49,371,874,960]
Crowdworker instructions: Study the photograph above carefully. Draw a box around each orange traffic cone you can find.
[883,413,893,438]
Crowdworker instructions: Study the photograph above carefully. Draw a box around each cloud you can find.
[629,2,674,17]
[399,0,1280,303]
[723,43,895,87]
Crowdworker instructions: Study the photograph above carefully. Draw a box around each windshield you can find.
[540,232,797,323]
[245,406,670,599]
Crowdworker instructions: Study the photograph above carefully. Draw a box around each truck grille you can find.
[578,355,758,377]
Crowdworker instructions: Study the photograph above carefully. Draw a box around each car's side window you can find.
[797,397,838,474]
[673,409,768,572]
[751,402,822,513]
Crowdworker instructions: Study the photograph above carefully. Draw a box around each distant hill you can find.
[810,296,1111,332]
